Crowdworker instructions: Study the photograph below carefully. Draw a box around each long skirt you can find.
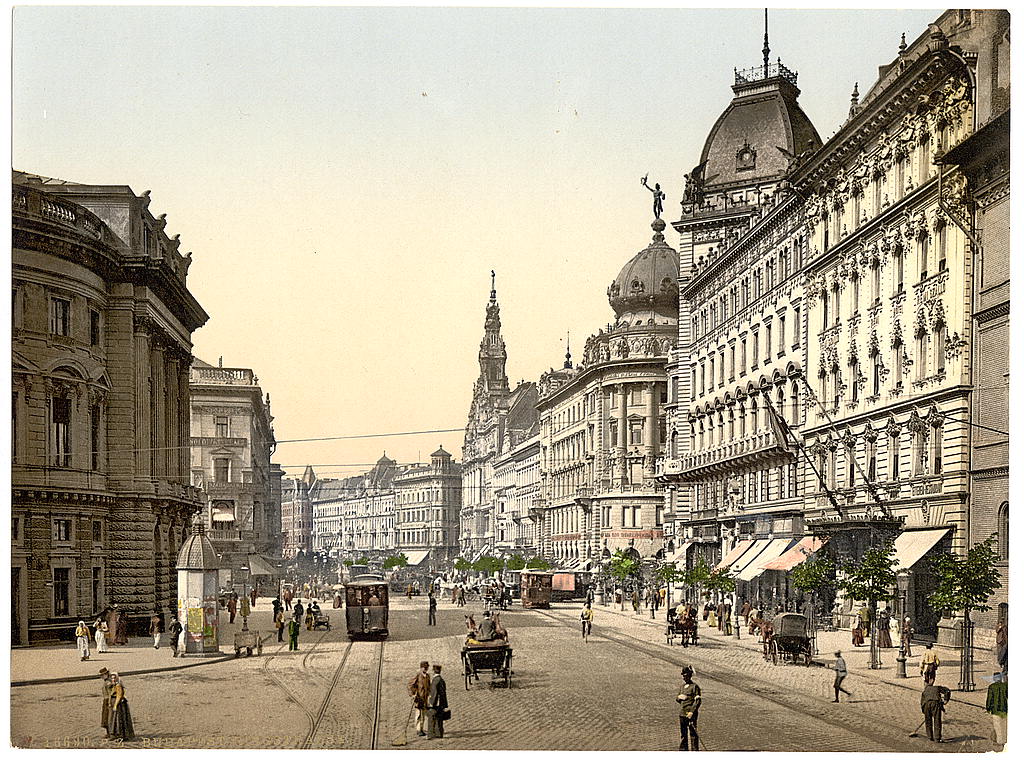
[110,700,135,741]
[101,697,111,734]
[96,630,107,652]
[852,626,864,646]
[77,636,90,658]
[707,612,717,629]
[877,626,893,648]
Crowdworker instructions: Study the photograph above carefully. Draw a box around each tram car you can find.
[344,574,390,639]
[520,570,553,609]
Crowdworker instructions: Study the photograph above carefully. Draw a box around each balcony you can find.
[734,61,798,87]
[191,366,256,385]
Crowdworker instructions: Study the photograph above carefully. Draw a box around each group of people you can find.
[406,661,450,739]
[272,596,307,650]
[73,607,178,660]
[98,667,135,742]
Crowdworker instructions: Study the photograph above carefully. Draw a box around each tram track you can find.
[533,608,922,752]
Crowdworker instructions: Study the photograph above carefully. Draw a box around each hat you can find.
[99,668,109,675]
[834,650,842,656]
[681,665,693,676]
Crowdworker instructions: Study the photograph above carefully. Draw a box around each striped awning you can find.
[212,511,235,522]
[715,539,754,572]
[728,539,770,576]
[762,536,824,571]
[668,539,698,564]
[735,538,796,581]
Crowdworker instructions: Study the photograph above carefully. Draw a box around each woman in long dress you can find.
[877,609,893,648]
[75,621,91,661]
[94,617,109,653]
[99,668,113,738]
[108,673,135,742]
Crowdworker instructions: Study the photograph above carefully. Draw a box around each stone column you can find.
[645,381,658,475]
[150,343,166,483]
[166,356,180,485]
[133,318,151,482]
[180,364,191,485]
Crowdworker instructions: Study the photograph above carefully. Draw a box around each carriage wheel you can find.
[771,644,778,665]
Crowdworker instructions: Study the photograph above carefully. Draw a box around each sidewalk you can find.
[9,598,313,686]
[584,601,996,709]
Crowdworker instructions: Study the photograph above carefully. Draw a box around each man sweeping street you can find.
[920,674,951,743]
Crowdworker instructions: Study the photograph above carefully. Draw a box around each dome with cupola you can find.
[607,218,679,326]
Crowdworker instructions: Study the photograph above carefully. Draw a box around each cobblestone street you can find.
[10,598,1000,751]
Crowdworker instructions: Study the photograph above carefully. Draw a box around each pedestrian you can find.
[250,587,258,608]
[107,673,135,742]
[832,650,852,702]
[76,620,91,661]
[293,599,304,622]
[902,617,915,657]
[426,664,449,739]
[428,592,437,626]
[852,618,865,647]
[675,665,702,751]
[150,611,162,649]
[228,593,237,624]
[920,642,940,681]
[168,615,183,657]
[632,590,640,614]
[877,608,893,649]
[288,615,301,651]
[112,604,129,646]
[920,674,951,742]
[581,604,593,641]
[994,621,1007,674]
[98,668,113,738]
[741,599,752,626]
[94,616,109,653]
[723,598,733,636]
[305,607,315,631]
[985,672,1007,748]
[275,608,286,643]
[407,660,431,736]
[457,586,466,607]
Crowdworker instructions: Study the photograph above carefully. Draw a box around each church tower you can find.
[476,270,510,393]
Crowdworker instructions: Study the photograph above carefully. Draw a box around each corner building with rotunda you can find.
[535,219,677,567]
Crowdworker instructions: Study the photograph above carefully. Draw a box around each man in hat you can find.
[288,614,301,651]
[168,615,183,657]
[832,650,852,702]
[476,611,497,642]
[99,667,113,738]
[676,665,702,750]
[149,611,162,649]
[407,661,431,736]
[920,674,951,742]
[426,664,448,739]
[428,592,437,626]
[920,642,940,681]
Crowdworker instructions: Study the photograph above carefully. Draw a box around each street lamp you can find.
[238,565,251,631]
[895,572,909,678]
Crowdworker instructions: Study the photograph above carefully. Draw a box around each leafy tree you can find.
[342,559,354,567]
[927,535,1002,619]
[454,557,473,573]
[382,553,410,570]
[835,540,900,667]
[354,556,370,566]
[792,552,837,595]
[473,555,504,577]
[608,550,641,609]
[505,554,527,571]
[526,556,551,571]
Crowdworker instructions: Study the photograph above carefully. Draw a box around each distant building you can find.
[461,275,538,560]
[493,431,541,558]
[188,358,280,588]
[394,446,462,570]
[535,219,678,568]
[281,466,317,558]
[12,171,208,644]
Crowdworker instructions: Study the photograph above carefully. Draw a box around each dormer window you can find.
[736,141,757,171]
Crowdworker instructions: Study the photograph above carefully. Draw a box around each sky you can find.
[12,5,943,481]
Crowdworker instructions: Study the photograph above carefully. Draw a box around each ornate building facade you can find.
[659,10,1010,644]
[12,172,208,644]
[493,431,541,558]
[461,276,538,559]
[281,466,317,558]
[393,447,462,568]
[189,358,280,586]
[535,220,677,567]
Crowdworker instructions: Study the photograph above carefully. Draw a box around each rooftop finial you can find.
[899,32,907,54]
[848,82,860,119]
[564,331,572,370]
[490,270,496,301]
[762,8,770,78]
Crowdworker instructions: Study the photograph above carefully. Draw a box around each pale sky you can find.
[12,5,942,480]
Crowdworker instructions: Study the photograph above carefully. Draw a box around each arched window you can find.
[997,503,1009,560]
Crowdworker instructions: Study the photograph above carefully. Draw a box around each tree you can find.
[505,554,527,571]
[654,562,682,610]
[792,552,836,595]
[355,556,370,566]
[454,557,473,573]
[382,553,409,570]
[835,540,901,669]
[526,556,551,571]
[608,550,642,610]
[473,555,504,578]
[927,535,1002,691]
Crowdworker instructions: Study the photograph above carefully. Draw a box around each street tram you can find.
[344,574,390,639]
[520,570,553,609]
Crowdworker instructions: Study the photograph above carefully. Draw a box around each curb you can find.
[585,602,988,710]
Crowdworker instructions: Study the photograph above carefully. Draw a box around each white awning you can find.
[403,549,430,567]
[668,539,698,564]
[893,528,950,571]
[728,539,770,575]
[470,545,491,563]
[716,539,754,571]
[247,554,278,577]
[212,511,234,522]
[735,538,796,581]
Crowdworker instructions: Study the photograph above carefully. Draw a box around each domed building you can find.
[535,219,678,568]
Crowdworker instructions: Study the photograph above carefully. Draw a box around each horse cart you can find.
[461,643,513,689]
[233,624,263,657]
[765,612,812,666]
[666,612,699,647]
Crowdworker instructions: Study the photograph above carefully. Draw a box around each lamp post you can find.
[895,572,908,678]
[238,565,251,631]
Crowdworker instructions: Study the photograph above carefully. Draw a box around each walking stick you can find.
[391,703,415,746]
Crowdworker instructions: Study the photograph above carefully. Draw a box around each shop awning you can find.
[715,539,754,572]
[246,554,278,577]
[212,510,234,522]
[762,536,824,571]
[403,549,430,567]
[728,539,770,576]
[893,528,950,571]
[735,538,797,581]
[469,545,491,563]
[668,539,698,564]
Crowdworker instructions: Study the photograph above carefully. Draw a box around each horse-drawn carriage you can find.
[763,613,812,666]
[461,643,513,689]
[666,609,699,647]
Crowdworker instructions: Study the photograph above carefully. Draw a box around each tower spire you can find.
[564,331,572,369]
[490,269,496,302]
[762,8,770,78]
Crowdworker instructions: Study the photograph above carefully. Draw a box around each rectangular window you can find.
[822,291,830,330]
[92,567,102,611]
[214,458,230,482]
[792,306,801,348]
[778,315,786,354]
[752,332,759,368]
[52,397,71,468]
[54,518,72,541]
[937,225,947,272]
[764,324,773,362]
[896,251,904,293]
[90,405,101,471]
[13,516,21,542]
[50,298,71,336]
[729,346,736,380]
[215,416,229,437]
[89,310,101,346]
[719,350,725,386]
[918,238,928,282]
[53,568,71,616]
[890,433,900,480]
[871,263,881,304]
[92,520,102,543]
[931,423,943,474]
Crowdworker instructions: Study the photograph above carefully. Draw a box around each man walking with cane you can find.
[676,665,702,750]
[407,661,431,737]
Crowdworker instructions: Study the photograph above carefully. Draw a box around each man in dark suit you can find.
[920,674,951,742]
[427,664,448,739]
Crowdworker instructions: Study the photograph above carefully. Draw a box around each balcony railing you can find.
[734,60,798,86]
